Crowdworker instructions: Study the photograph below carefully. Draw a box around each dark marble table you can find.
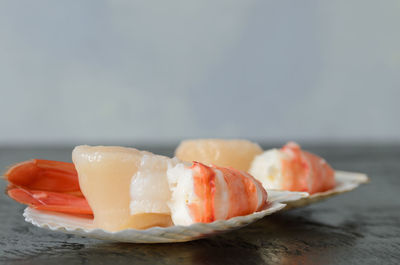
[0,144,399,265]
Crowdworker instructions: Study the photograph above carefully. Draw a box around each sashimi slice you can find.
[175,139,263,172]
[72,145,173,231]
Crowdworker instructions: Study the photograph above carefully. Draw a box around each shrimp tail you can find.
[7,187,92,215]
[4,159,81,193]
[4,159,91,216]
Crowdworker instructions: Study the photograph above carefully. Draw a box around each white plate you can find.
[283,170,369,210]
[23,190,307,243]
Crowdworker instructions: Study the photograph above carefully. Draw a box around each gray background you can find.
[1,0,399,146]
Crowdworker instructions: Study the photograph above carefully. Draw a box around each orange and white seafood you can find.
[249,142,335,194]
[5,145,270,231]
[6,159,91,215]
[167,162,268,226]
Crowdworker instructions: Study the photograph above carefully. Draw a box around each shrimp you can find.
[6,159,80,193]
[167,162,268,226]
[249,142,335,194]
[5,159,92,215]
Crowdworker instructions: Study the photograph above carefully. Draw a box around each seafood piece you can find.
[5,146,271,232]
[130,154,180,215]
[73,146,175,231]
[175,139,263,172]
[249,142,335,194]
[5,146,177,231]
[7,188,92,215]
[167,162,268,226]
[5,159,80,193]
[5,159,89,214]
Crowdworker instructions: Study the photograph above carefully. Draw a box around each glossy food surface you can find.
[72,146,171,231]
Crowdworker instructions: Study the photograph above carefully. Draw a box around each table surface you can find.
[0,144,399,265]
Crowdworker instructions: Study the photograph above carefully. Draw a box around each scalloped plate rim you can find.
[22,190,308,243]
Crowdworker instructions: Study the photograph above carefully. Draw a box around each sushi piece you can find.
[249,142,335,194]
[167,162,268,226]
[175,139,263,172]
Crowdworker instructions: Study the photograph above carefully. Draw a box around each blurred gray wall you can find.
[0,1,399,145]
